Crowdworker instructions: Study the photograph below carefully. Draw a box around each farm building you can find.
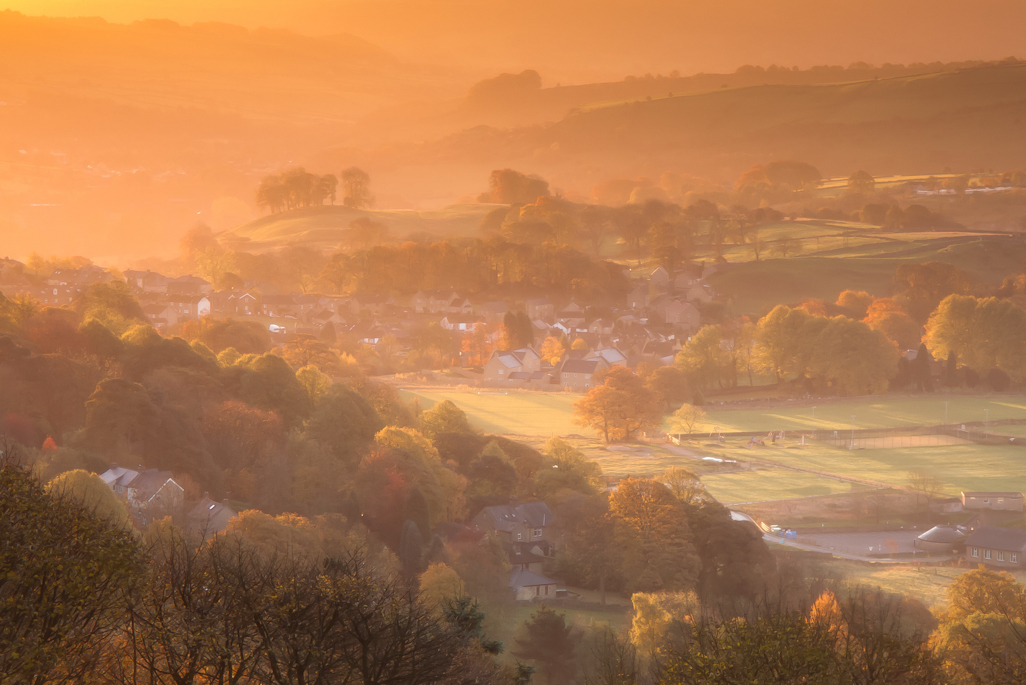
[964,526,1026,568]
[961,491,1024,512]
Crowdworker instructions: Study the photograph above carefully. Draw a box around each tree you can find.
[341,166,373,208]
[668,403,706,437]
[573,367,663,443]
[809,317,898,395]
[512,606,581,685]
[0,461,141,685]
[479,169,550,204]
[894,261,974,322]
[609,478,700,593]
[540,336,566,365]
[911,343,935,392]
[675,325,730,389]
[848,170,876,194]
[46,470,132,531]
[836,290,875,319]
[661,466,704,504]
[645,366,690,411]
[420,399,474,439]
[907,468,943,516]
[419,563,465,611]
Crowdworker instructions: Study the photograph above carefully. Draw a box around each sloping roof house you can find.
[965,526,1026,568]
[187,496,238,538]
[472,501,555,544]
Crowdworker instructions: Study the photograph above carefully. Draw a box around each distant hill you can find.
[221,204,498,252]
[390,63,1026,185]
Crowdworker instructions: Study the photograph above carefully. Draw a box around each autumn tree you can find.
[894,261,974,322]
[573,367,662,443]
[668,403,706,437]
[661,466,704,504]
[420,399,474,439]
[608,477,700,592]
[847,170,876,194]
[0,460,141,684]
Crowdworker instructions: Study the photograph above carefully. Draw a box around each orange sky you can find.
[4,0,1025,83]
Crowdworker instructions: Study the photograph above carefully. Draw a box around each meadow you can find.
[401,387,1026,500]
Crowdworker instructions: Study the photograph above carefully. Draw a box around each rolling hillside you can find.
[396,63,1026,183]
[221,204,499,251]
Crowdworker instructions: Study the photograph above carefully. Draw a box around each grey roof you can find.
[965,526,1026,552]
[187,496,237,522]
[559,359,602,374]
[126,469,179,499]
[478,502,554,532]
[509,567,556,589]
[963,491,1024,499]
[917,525,967,543]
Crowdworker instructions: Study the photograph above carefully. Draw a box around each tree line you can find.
[256,166,373,214]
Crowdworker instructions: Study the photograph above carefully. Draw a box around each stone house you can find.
[964,526,1026,568]
[100,465,185,525]
[472,501,555,545]
[962,491,1024,512]
[557,357,609,390]
[187,496,238,539]
[525,297,555,321]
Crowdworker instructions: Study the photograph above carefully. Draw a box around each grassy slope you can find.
[708,230,1026,316]
[222,203,499,251]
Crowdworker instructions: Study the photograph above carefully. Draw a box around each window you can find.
[972,547,979,558]
[544,585,549,595]
[998,551,1005,562]
[985,550,992,560]
[533,528,542,538]
[1013,553,1019,563]
[517,533,522,541]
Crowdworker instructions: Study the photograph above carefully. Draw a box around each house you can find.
[187,496,238,538]
[100,465,185,524]
[167,275,213,297]
[557,301,586,327]
[525,297,554,321]
[962,491,1024,512]
[509,567,558,600]
[627,285,648,310]
[348,292,394,316]
[143,303,176,328]
[440,315,483,332]
[649,266,670,292]
[659,299,701,332]
[484,350,524,382]
[228,291,258,315]
[477,301,510,322]
[124,269,170,293]
[484,347,543,382]
[964,526,1026,568]
[472,501,555,544]
[261,294,299,318]
[509,542,549,574]
[587,347,627,367]
[165,294,211,320]
[684,282,714,303]
[444,293,475,315]
[587,318,614,336]
[557,358,609,390]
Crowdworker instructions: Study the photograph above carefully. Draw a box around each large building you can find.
[962,491,1024,512]
[964,526,1026,568]
[472,501,555,544]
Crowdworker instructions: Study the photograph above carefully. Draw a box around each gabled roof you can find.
[966,526,1026,552]
[491,351,522,369]
[477,501,554,532]
[187,496,237,522]
[559,358,602,374]
[100,466,139,488]
[509,567,557,589]
[126,469,180,500]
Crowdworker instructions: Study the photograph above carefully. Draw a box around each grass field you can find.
[400,388,1026,502]
[700,468,866,504]
[702,441,1026,496]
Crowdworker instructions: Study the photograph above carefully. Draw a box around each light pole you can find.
[850,415,856,450]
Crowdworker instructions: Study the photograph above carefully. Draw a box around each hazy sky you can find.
[4,0,1025,82]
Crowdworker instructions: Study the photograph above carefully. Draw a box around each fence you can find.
[817,434,969,450]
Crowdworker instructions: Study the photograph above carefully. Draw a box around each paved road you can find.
[729,511,953,563]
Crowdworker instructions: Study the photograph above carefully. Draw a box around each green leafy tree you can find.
[512,606,581,685]
[420,399,474,439]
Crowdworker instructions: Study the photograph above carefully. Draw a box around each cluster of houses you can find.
[0,260,714,385]
[98,463,238,538]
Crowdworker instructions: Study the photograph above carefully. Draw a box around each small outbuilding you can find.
[914,525,967,553]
